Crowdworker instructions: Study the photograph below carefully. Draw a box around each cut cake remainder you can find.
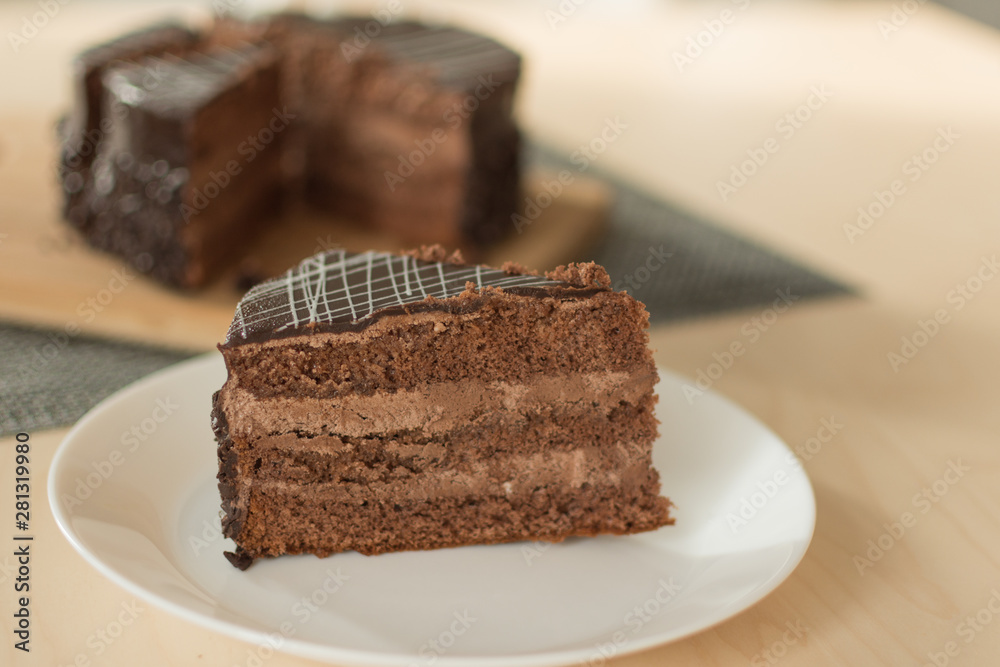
[58,15,521,288]
[212,247,672,569]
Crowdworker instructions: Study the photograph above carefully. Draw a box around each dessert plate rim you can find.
[49,353,816,666]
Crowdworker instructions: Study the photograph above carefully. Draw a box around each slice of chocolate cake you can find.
[212,247,672,569]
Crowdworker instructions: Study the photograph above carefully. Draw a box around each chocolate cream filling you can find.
[244,446,656,504]
[217,370,657,439]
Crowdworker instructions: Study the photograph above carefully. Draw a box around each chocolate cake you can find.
[212,247,672,569]
[58,15,521,288]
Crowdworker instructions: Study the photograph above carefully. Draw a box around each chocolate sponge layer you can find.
[240,481,667,559]
[222,290,653,398]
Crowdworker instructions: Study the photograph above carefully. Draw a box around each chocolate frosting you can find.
[223,249,609,345]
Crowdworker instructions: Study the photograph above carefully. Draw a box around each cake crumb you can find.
[547,262,611,288]
[433,321,447,333]
[500,260,540,277]
[404,245,465,265]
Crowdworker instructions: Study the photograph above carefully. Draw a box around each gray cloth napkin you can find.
[935,0,1000,29]
[0,324,193,436]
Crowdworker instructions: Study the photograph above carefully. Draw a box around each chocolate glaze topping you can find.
[106,44,276,120]
[227,14,521,90]
[339,19,521,88]
[223,249,609,346]
[66,22,200,148]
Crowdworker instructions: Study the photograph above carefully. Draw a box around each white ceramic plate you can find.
[49,355,814,666]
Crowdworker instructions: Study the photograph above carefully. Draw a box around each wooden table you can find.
[3,1,1000,665]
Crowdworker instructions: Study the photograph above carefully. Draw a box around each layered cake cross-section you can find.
[212,247,672,569]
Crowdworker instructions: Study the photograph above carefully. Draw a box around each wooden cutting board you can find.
[0,111,610,351]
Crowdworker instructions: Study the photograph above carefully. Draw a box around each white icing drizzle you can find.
[412,259,428,298]
[385,254,404,306]
[365,251,374,317]
[284,266,298,328]
[402,254,412,296]
[305,251,330,322]
[437,263,447,293]
[338,249,357,320]
[320,253,335,318]
[236,302,247,338]
[227,250,572,340]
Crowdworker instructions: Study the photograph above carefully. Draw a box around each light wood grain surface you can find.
[3,0,1000,665]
